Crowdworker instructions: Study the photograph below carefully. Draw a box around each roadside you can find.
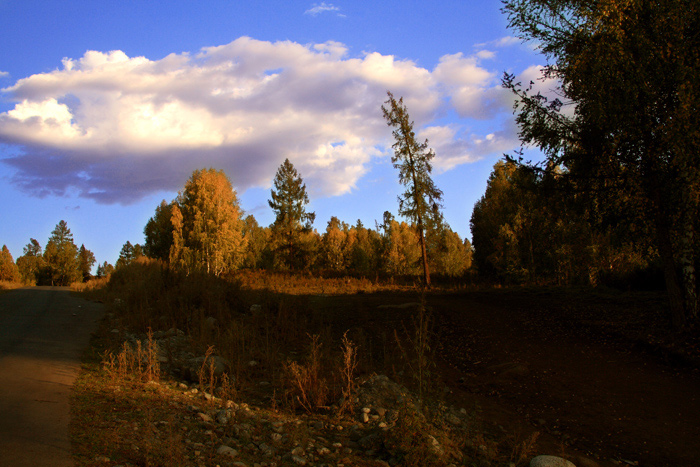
[0,287,104,467]
[70,278,700,467]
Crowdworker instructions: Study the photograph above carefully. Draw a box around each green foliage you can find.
[383,92,444,286]
[96,261,115,278]
[502,0,700,324]
[471,160,653,285]
[241,214,269,269]
[16,238,45,284]
[78,244,96,282]
[144,200,175,262]
[268,159,316,270]
[116,241,143,270]
[43,220,81,286]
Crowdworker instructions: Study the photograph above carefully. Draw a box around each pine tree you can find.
[382,92,443,286]
[43,220,80,285]
[77,244,96,282]
[268,159,316,270]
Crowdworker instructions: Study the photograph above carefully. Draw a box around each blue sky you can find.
[0,0,547,268]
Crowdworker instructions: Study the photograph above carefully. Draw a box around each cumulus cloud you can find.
[0,37,518,204]
[433,52,508,120]
[419,122,520,172]
[304,2,344,17]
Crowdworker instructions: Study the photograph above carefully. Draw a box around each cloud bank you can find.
[0,37,519,204]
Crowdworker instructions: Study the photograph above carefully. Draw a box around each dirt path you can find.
[0,287,104,467]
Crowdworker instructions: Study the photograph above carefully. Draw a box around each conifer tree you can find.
[268,159,316,269]
[77,244,96,282]
[43,220,80,285]
[382,92,443,286]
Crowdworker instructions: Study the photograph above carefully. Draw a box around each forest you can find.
[1,0,698,331]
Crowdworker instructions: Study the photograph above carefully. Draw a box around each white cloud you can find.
[0,71,9,77]
[304,2,344,17]
[0,37,519,204]
[419,123,520,172]
[433,52,508,120]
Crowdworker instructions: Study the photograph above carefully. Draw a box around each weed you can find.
[283,334,329,412]
[393,297,437,402]
[509,431,540,466]
[337,330,359,415]
[102,330,159,384]
[198,345,217,398]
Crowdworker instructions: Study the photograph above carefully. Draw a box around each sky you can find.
[0,0,550,268]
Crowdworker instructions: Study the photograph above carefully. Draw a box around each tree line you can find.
[0,220,96,286]
[2,0,698,329]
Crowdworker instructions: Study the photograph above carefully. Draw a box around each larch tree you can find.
[0,245,20,282]
[382,92,443,286]
[171,168,246,276]
[268,159,316,270]
[502,0,700,326]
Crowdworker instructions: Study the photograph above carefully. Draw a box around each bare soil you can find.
[314,287,700,467]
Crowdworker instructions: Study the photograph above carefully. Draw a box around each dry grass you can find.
[71,277,110,294]
[0,279,24,292]
[72,262,540,466]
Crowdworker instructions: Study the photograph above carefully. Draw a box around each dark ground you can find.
[313,287,700,467]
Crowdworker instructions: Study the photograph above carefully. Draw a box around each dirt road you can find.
[0,287,103,467]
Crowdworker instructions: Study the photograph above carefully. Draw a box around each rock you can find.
[530,455,576,467]
[258,443,275,456]
[216,409,231,424]
[217,445,238,458]
[445,413,462,426]
[290,455,307,465]
[197,412,213,423]
[428,435,445,456]
[249,304,262,314]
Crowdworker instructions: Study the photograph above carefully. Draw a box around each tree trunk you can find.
[680,211,698,322]
[655,208,687,328]
[417,218,431,287]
